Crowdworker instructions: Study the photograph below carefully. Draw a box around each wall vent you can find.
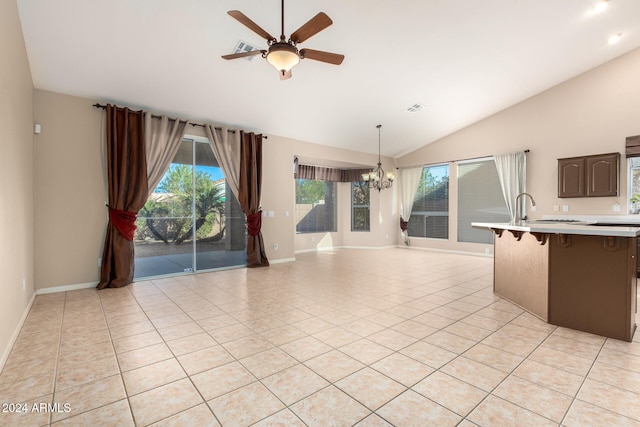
[233,41,262,60]
[406,103,424,113]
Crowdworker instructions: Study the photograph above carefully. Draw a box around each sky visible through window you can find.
[154,165,225,193]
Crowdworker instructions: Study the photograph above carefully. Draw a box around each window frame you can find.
[351,181,370,232]
[629,158,640,213]
[408,163,450,240]
[294,179,338,234]
[456,157,510,244]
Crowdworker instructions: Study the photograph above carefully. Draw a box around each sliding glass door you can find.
[134,137,246,278]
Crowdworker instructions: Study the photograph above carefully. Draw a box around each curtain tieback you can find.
[400,217,409,232]
[108,207,137,241]
[246,211,262,237]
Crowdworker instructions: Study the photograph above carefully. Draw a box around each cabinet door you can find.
[586,153,619,197]
[558,158,585,198]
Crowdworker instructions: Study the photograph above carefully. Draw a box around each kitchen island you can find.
[473,221,639,341]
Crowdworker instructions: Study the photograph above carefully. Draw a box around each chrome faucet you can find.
[515,193,536,225]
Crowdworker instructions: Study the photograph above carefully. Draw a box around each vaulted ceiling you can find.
[17,0,640,157]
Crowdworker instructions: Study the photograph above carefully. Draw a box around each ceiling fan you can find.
[221,0,345,80]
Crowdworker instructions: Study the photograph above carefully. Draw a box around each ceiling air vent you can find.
[232,41,262,60]
[406,103,424,113]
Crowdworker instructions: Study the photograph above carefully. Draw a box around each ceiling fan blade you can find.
[280,69,292,80]
[221,50,265,60]
[300,48,344,65]
[222,50,267,59]
[290,12,333,44]
[227,10,276,42]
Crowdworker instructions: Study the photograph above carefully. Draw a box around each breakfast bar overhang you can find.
[473,221,639,342]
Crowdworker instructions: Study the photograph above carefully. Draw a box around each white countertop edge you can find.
[541,214,640,224]
[471,222,640,237]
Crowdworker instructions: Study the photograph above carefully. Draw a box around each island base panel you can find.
[494,231,549,321]
[548,235,637,342]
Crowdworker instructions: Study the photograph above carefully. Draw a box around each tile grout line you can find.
[48,291,68,427]
[97,287,139,426]
[127,280,222,426]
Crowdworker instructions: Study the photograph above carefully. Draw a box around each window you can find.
[134,137,246,278]
[351,182,370,231]
[409,164,449,239]
[295,179,337,233]
[630,158,640,213]
[457,158,510,244]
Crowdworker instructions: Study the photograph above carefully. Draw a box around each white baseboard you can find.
[36,281,97,295]
[400,244,494,258]
[269,257,295,264]
[0,291,36,373]
[295,245,398,254]
[340,245,398,250]
[296,245,477,255]
[295,248,324,254]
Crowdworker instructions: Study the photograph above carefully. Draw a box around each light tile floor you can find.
[2,248,640,426]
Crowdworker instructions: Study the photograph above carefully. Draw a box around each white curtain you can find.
[205,125,241,200]
[494,151,526,224]
[145,114,190,196]
[400,166,424,244]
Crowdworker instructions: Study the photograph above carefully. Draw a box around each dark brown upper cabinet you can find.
[558,153,619,198]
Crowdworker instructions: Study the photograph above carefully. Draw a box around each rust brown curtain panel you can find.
[97,106,148,289]
[239,132,269,267]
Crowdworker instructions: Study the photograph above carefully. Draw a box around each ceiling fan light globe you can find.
[266,44,300,72]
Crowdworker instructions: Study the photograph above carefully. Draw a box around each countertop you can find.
[472,221,640,237]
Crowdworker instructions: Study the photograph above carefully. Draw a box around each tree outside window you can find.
[351,182,370,232]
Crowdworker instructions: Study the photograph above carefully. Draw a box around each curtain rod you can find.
[399,149,530,169]
[92,103,268,138]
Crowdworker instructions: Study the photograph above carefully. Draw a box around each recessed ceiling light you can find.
[406,103,424,113]
[588,0,608,15]
[608,33,623,45]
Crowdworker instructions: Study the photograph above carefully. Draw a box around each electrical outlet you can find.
[553,205,559,212]
[614,203,621,212]
[97,257,102,267]
[562,205,569,212]
[273,243,279,250]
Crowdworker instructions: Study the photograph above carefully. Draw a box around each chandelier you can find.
[362,124,395,191]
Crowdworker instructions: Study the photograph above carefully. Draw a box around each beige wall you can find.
[0,0,35,365]
[398,47,640,254]
[33,90,106,289]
